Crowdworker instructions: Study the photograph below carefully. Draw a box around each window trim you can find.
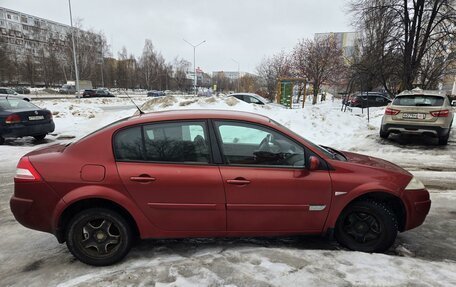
[211,119,314,170]
[112,119,215,166]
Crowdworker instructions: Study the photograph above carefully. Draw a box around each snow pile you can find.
[139,95,373,149]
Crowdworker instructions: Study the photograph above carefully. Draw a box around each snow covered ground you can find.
[0,95,455,286]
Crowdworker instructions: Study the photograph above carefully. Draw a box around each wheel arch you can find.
[56,198,140,243]
[53,185,155,243]
[327,191,407,233]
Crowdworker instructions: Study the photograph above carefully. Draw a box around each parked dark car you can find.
[147,90,165,97]
[14,87,31,94]
[349,92,392,108]
[95,88,114,97]
[82,89,97,97]
[10,109,430,266]
[0,96,54,144]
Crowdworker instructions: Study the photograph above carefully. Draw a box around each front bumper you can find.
[1,121,55,138]
[403,188,431,230]
[382,123,449,137]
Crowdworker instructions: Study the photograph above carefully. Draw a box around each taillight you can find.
[5,114,21,124]
[385,107,400,115]
[45,112,53,119]
[430,110,449,117]
[14,157,42,182]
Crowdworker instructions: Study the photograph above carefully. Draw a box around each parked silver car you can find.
[380,88,454,145]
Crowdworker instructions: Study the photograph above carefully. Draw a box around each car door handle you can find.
[226,178,251,185]
[130,175,156,183]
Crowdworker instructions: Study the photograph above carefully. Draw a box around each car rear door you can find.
[213,120,332,233]
[114,121,226,232]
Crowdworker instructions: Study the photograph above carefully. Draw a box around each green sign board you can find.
[280,81,293,107]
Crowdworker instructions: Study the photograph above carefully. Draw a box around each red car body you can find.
[10,109,431,265]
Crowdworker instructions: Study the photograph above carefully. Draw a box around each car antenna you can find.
[124,89,144,115]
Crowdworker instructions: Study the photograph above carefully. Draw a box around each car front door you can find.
[213,121,332,233]
[114,121,226,232]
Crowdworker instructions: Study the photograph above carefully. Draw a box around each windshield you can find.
[393,95,444,106]
[256,95,271,103]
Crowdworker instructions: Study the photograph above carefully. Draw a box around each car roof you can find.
[397,88,446,97]
[230,93,259,97]
[122,109,271,127]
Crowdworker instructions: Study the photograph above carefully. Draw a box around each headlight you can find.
[405,176,425,190]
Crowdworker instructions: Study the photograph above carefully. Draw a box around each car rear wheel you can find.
[66,208,132,266]
[335,200,397,253]
[379,129,389,139]
[33,134,46,141]
[0,136,4,145]
[438,131,450,145]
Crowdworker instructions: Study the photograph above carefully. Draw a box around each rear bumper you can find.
[10,181,60,235]
[0,121,55,138]
[382,123,449,137]
[403,188,431,230]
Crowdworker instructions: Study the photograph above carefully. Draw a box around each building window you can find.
[7,14,11,20]
[21,15,27,23]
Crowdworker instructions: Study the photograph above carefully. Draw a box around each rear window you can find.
[0,98,39,110]
[393,95,444,106]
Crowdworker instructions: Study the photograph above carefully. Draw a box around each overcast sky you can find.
[2,0,352,73]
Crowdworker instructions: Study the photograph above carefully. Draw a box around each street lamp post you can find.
[231,58,240,92]
[184,39,206,96]
[68,0,79,96]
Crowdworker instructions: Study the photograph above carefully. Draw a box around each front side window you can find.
[143,121,209,163]
[215,121,305,167]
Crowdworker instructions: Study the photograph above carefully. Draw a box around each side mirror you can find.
[308,156,320,171]
[451,100,456,107]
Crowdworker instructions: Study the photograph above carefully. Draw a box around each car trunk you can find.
[392,106,441,123]
[3,108,52,126]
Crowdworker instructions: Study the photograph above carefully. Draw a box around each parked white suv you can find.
[380,88,454,145]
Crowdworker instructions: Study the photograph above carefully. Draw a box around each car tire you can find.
[379,129,389,139]
[0,136,4,145]
[66,208,132,266]
[33,134,46,141]
[438,133,449,145]
[335,200,398,253]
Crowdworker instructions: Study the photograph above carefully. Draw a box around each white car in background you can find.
[230,93,286,108]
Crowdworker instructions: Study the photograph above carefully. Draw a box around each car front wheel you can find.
[66,208,132,266]
[335,200,398,253]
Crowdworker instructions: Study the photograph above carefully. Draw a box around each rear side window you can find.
[113,126,143,161]
[143,121,209,163]
[113,121,210,164]
[393,96,444,106]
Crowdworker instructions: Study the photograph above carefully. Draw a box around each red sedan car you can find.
[10,110,431,266]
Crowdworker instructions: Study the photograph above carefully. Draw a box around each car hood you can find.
[342,151,411,176]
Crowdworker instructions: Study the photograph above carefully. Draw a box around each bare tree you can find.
[256,51,292,100]
[350,0,456,91]
[138,39,166,90]
[173,57,191,91]
[292,36,345,104]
